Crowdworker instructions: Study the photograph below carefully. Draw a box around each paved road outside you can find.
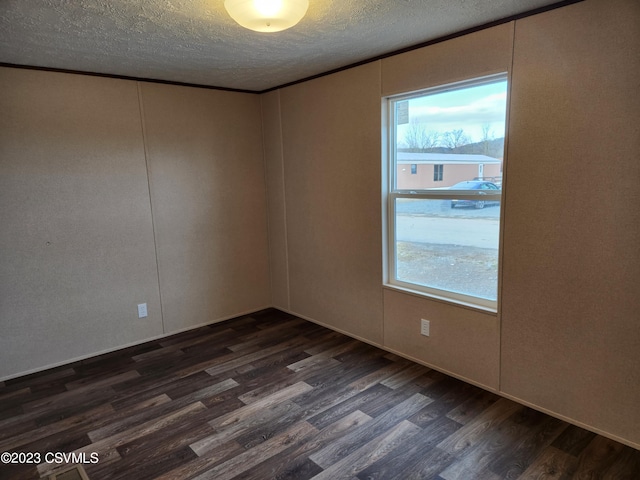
[396,198,500,219]
[395,199,500,249]
[396,216,499,249]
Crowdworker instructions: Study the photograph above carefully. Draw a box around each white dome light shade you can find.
[224,0,309,33]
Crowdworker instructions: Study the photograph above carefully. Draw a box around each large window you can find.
[384,75,508,310]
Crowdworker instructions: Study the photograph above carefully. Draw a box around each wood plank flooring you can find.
[1,309,638,480]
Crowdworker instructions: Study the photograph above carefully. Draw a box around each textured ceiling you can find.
[0,0,562,92]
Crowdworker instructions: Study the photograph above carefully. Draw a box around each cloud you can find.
[410,92,507,125]
[401,91,508,141]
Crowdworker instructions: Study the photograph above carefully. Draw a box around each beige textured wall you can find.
[383,290,500,389]
[276,63,384,344]
[379,23,514,391]
[501,0,640,447]
[381,22,514,97]
[0,68,162,379]
[139,84,271,333]
[261,91,290,310]
[0,68,271,380]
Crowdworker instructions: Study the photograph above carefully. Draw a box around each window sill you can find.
[383,283,498,315]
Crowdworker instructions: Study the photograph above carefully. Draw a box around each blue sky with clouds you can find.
[398,80,508,145]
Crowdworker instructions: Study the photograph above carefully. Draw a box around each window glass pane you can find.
[395,198,500,301]
[394,80,507,191]
[387,76,507,308]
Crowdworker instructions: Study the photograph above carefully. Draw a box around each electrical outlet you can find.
[137,303,148,318]
[420,319,430,336]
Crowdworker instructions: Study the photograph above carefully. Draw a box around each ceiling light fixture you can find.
[224,0,309,33]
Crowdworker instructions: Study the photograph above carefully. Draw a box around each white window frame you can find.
[383,74,507,311]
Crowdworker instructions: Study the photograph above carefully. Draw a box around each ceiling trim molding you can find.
[0,0,584,95]
[260,0,585,93]
[0,62,260,94]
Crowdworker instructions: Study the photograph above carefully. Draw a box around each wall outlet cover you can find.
[420,319,430,336]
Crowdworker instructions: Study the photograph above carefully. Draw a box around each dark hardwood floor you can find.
[1,309,638,480]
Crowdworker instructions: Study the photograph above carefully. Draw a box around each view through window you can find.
[386,75,508,309]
